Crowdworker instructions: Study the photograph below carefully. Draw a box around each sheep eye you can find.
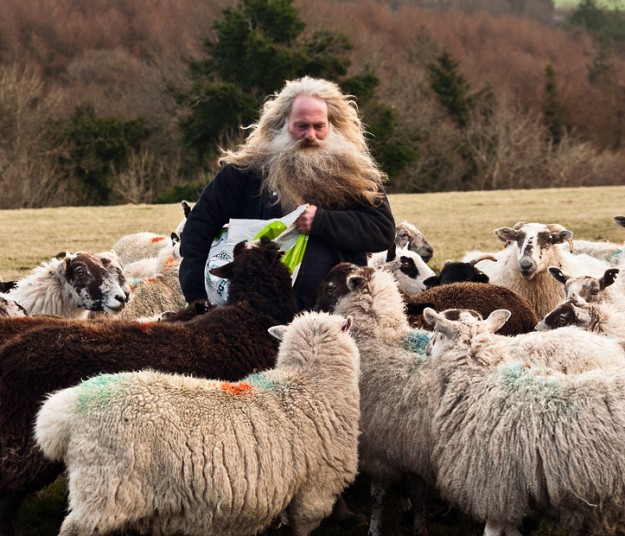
[591,289,599,296]
[74,267,85,277]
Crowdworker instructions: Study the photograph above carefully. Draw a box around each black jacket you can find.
[179,164,396,310]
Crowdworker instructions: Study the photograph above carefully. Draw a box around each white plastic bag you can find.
[204,205,309,306]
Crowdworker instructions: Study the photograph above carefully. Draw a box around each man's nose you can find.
[304,126,316,141]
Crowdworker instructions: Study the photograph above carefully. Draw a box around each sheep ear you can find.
[422,307,441,327]
[423,275,440,289]
[171,232,180,244]
[483,309,511,333]
[209,262,235,279]
[341,316,352,332]
[385,242,397,262]
[551,230,574,245]
[548,266,568,284]
[268,325,288,341]
[494,227,517,243]
[182,200,191,218]
[614,215,625,228]
[601,268,619,289]
[346,274,367,291]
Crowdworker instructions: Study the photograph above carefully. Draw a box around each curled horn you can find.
[470,254,497,265]
[547,223,574,253]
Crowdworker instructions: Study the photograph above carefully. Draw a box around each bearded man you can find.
[179,76,396,311]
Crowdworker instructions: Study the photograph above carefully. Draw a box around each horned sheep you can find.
[464,222,613,318]
[35,311,360,536]
[2,251,130,318]
[424,306,625,536]
[0,237,297,536]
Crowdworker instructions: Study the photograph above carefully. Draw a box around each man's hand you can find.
[295,205,317,235]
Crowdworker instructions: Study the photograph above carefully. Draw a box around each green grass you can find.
[4,185,625,535]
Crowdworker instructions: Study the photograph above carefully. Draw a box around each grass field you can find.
[3,185,625,535]
[2,186,625,281]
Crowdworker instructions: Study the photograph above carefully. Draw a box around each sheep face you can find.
[369,243,435,295]
[423,307,511,359]
[495,223,574,280]
[313,262,362,313]
[395,221,434,263]
[61,253,130,314]
[548,267,619,303]
[535,296,594,331]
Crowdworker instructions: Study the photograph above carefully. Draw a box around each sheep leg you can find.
[406,474,429,536]
[0,490,23,536]
[368,480,387,536]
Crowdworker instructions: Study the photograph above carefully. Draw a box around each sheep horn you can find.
[470,254,497,265]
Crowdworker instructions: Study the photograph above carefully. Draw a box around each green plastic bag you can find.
[205,205,309,306]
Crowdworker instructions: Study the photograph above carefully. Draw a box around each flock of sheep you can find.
[0,207,625,536]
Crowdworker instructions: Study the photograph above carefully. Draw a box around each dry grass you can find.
[2,187,624,282]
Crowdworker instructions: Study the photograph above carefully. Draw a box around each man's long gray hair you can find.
[219,77,387,209]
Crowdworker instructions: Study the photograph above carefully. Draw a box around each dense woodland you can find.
[1,0,625,209]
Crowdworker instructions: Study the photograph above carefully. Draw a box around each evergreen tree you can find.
[173,0,417,181]
[543,64,563,144]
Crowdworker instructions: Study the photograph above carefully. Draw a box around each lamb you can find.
[464,221,613,318]
[2,251,130,318]
[117,234,185,320]
[111,231,170,265]
[0,237,297,536]
[368,242,435,295]
[423,306,625,536]
[34,311,360,536]
[536,295,625,348]
[395,220,434,262]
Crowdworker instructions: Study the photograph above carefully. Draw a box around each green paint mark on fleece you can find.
[403,329,431,357]
[499,361,571,411]
[246,373,280,393]
[76,373,132,412]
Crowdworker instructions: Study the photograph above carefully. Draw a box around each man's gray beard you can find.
[260,126,374,213]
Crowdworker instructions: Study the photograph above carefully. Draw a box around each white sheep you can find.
[3,252,130,318]
[536,295,625,348]
[423,306,625,536]
[314,262,625,536]
[111,231,170,265]
[368,242,435,295]
[464,222,612,318]
[34,311,361,536]
[117,234,184,321]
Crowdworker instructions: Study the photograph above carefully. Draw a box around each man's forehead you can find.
[290,95,328,118]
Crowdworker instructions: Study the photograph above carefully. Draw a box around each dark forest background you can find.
[1,0,624,208]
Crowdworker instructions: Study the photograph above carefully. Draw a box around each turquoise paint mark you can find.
[403,329,431,355]
[75,372,131,412]
[247,373,280,393]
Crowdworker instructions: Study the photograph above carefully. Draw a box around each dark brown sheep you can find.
[0,237,296,536]
[314,263,537,337]
[403,281,538,336]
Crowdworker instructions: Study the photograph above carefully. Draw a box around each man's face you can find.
[287,95,329,144]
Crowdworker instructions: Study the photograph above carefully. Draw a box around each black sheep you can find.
[0,237,296,536]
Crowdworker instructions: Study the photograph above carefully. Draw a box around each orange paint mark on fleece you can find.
[163,256,176,269]
[150,236,166,243]
[220,382,253,395]
[135,322,155,330]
